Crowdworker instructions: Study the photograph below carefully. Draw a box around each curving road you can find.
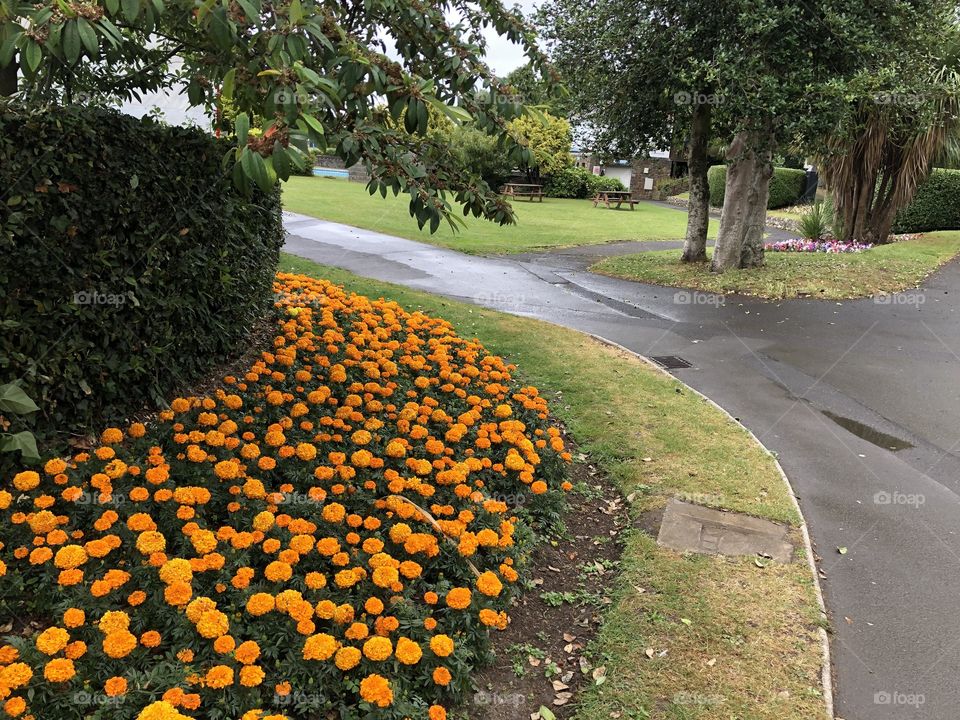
[283,210,960,720]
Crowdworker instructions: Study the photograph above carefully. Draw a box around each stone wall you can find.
[315,154,370,183]
[630,158,674,198]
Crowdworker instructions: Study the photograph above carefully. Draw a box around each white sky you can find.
[122,1,541,127]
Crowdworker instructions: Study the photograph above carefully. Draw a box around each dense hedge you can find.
[893,169,960,233]
[543,166,626,198]
[707,165,806,209]
[0,106,283,447]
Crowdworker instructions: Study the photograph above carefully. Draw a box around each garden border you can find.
[586,334,834,720]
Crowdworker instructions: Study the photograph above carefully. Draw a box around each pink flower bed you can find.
[764,239,873,253]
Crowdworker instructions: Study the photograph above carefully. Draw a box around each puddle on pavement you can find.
[821,410,913,451]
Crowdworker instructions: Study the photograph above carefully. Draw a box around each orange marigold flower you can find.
[239,665,265,687]
[13,471,40,491]
[303,633,338,661]
[204,665,234,689]
[476,571,503,597]
[264,561,292,582]
[103,631,137,659]
[104,676,128,696]
[445,587,471,610]
[36,627,70,655]
[395,637,422,665]
[362,636,392,661]
[429,634,454,657]
[63,608,85,628]
[43,658,75,683]
[359,673,393,707]
[432,666,452,685]
[3,697,26,717]
[98,610,130,634]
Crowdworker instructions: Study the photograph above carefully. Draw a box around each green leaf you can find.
[428,96,472,123]
[234,0,258,23]
[0,432,40,462]
[289,0,303,24]
[23,41,41,72]
[76,18,97,56]
[0,33,21,66]
[0,383,39,415]
[186,78,204,105]
[235,112,250,145]
[241,148,272,192]
[537,707,557,720]
[300,112,324,138]
[208,6,233,49]
[221,67,236,100]
[104,0,119,15]
[272,142,290,178]
[63,21,80,64]
[121,0,140,23]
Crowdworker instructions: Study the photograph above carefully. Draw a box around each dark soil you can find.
[465,458,627,720]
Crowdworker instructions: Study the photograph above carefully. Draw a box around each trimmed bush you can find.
[544,166,625,198]
[0,106,283,447]
[0,275,571,719]
[707,165,806,209]
[893,168,960,233]
[585,173,627,196]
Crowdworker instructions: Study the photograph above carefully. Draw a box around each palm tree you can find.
[818,41,960,244]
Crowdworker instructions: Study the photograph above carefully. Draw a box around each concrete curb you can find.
[587,333,834,720]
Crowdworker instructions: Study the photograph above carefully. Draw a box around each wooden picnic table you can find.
[593,189,639,210]
[501,182,544,202]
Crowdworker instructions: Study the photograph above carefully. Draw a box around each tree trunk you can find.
[711,128,775,272]
[740,156,773,268]
[0,57,16,97]
[681,101,711,263]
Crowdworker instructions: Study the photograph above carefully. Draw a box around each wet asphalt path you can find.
[282,211,960,720]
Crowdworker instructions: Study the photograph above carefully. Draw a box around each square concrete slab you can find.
[657,498,794,562]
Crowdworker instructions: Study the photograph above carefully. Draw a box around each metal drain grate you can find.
[650,355,693,370]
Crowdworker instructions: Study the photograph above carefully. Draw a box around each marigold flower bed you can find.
[0,274,572,720]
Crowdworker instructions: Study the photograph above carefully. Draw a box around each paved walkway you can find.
[283,211,960,720]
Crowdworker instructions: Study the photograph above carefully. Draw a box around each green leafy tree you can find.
[433,122,514,190]
[509,111,572,180]
[705,1,957,270]
[537,0,737,262]
[0,0,556,231]
[500,62,571,117]
[539,0,957,270]
[816,28,960,244]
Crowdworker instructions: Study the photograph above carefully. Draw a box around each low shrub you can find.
[798,201,830,240]
[0,275,571,720]
[543,166,590,198]
[655,177,689,196]
[893,168,960,233]
[0,105,284,451]
[585,173,627,196]
[433,125,513,190]
[707,165,806,209]
[544,167,625,198]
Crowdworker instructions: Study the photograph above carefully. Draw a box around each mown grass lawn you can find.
[279,253,827,720]
[591,231,960,299]
[282,176,715,254]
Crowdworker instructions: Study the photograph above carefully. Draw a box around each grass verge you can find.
[280,252,827,720]
[282,176,714,254]
[591,232,960,300]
